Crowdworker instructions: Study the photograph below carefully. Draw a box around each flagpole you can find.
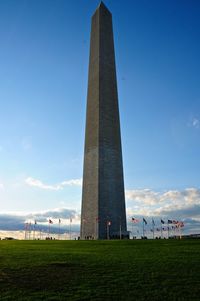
[29,223,31,240]
[24,223,27,240]
[107,222,110,240]
[179,225,182,239]
[48,221,50,238]
[161,223,163,239]
[59,220,60,240]
[58,219,61,240]
[132,221,133,239]
[153,225,154,240]
[70,218,71,240]
[25,223,26,240]
[34,221,36,240]
[143,220,144,238]
[152,219,154,239]
[166,220,168,239]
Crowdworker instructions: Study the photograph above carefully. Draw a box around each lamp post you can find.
[107,221,111,240]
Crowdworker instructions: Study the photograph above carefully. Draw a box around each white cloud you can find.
[0,207,79,231]
[126,189,159,205]
[188,117,200,129]
[126,187,200,205]
[154,203,200,218]
[25,177,82,190]
[192,118,200,129]
[25,177,61,190]
[125,187,200,218]
[0,183,4,190]
[61,179,82,186]
[27,207,78,222]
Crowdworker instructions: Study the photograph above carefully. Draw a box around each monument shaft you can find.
[81,2,127,239]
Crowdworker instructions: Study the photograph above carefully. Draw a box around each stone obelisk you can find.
[81,2,128,239]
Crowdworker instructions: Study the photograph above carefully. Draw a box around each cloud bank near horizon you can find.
[0,209,199,236]
[0,208,79,232]
[1,183,200,234]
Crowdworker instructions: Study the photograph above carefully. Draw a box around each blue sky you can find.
[0,0,200,236]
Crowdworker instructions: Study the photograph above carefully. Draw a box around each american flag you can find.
[143,218,147,225]
[132,217,139,223]
[177,221,184,228]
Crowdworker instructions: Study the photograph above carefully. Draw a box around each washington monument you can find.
[81,2,128,239]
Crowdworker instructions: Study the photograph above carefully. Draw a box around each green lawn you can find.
[0,239,200,300]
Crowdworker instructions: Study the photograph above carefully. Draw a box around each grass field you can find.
[0,239,200,301]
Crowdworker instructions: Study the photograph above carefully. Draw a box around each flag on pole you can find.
[177,221,184,227]
[143,218,147,225]
[168,219,173,224]
[161,219,165,224]
[59,218,61,224]
[152,218,155,226]
[49,219,53,224]
[132,217,140,223]
[34,220,37,225]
